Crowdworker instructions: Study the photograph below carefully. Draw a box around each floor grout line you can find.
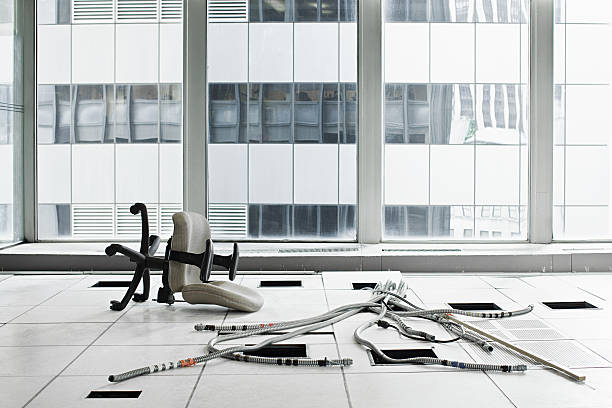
[4,276,88,325]
[4,273,612,406]
[484,371,519,408]
[323,282,354,408]
[21,302,134,408]
[184,364,206,408]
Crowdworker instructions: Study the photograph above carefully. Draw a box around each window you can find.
[0,0,22,243]
[36,0,183,239]
[30,0,612,245]
[206,0,358,240]
[382,0,528,240]
[553,0,612,239]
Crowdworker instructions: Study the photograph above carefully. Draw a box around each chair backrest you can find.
[168,211,211,293]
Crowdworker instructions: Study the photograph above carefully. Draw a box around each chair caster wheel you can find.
[133,294,147,302]
[156,286,174,305]
[110,300,124,311]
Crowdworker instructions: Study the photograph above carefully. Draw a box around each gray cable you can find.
[109,281,533,382]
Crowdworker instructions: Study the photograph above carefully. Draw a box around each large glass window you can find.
[0,0,22,243]
[382,0,529,240]
[206,0,358,240]
[36,0,183,239]
[553,1,612,239]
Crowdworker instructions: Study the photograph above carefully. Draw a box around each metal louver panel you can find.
[72,205,114,237]
[116,204,159,237]
[209,204,248,238]
[72,0,114,23]
[207,0,248,22]
[160,204,182,237]
[161,0,182,20]
[117,0,159,21]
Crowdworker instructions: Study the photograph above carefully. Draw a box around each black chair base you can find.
[105,203,239,311]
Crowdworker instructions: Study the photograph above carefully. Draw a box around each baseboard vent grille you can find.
[72,204,114,237]
[161,204,182,236]
[72,0,115,23]
[117,0,158,21]
[161,0,182,20]
[116,204,159,237]
[209,204,248,239]
[208,0,248,22]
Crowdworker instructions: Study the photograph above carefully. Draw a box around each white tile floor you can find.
[1,272,612,408]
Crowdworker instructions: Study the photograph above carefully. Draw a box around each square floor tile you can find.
[241,275,323,290]
[322,271,402,290]
[68,274,163,291]
[118,303,228,323]
[26,375,200,408]
[41,290,132,307]
[225,302,329,324]
[0,345,86,376]
[94,321,222,346]
[481,275,535,290]
[581,339,612,364]
[0,323,109,346]
[64,345,205,377]
[0,305,31,323]
[403,275,493,292]
[0,376,52,408]
[189,373,349,408]
[488,368,612,408]
[12,306,127,323]
[345,371,515,408]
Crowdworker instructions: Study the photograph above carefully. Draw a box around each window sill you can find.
[2,241,612,273]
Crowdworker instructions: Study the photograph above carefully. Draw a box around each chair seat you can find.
[182,281,264,312]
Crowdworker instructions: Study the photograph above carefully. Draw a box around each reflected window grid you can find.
[35,4,184,239]
[552,0,612,239]
[383,0,528,240]
[208,5,358,240]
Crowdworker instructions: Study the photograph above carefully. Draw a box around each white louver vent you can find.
[116,204,159,237]
[160,204,182,237]
[161,0,182,20]
[72,205,114,237]
[209,204,248,238]
[72,0,115,23]
[207,0,248,23]
[117,0,158,21]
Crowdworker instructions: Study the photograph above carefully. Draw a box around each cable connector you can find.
[194,324,216,331]
[376,320,391,329]
[480,342,494,352]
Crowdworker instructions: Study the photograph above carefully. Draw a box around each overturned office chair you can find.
[105,203,264,312]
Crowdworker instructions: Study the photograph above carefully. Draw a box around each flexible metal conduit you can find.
[109,281,534,382]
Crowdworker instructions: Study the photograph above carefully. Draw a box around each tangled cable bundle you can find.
[109,280,534,382]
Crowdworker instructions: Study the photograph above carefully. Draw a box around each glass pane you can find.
[37,0,70,25]
[250,0,293,22]
[295,0,338,21]
[0,0,23,243]
[36,5,184,239]
[207,6,357,240]
[73,84,112,143]
[383,0,528,240]
[553,1,612,239]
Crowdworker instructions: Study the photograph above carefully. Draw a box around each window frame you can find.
[20,0,582,245]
